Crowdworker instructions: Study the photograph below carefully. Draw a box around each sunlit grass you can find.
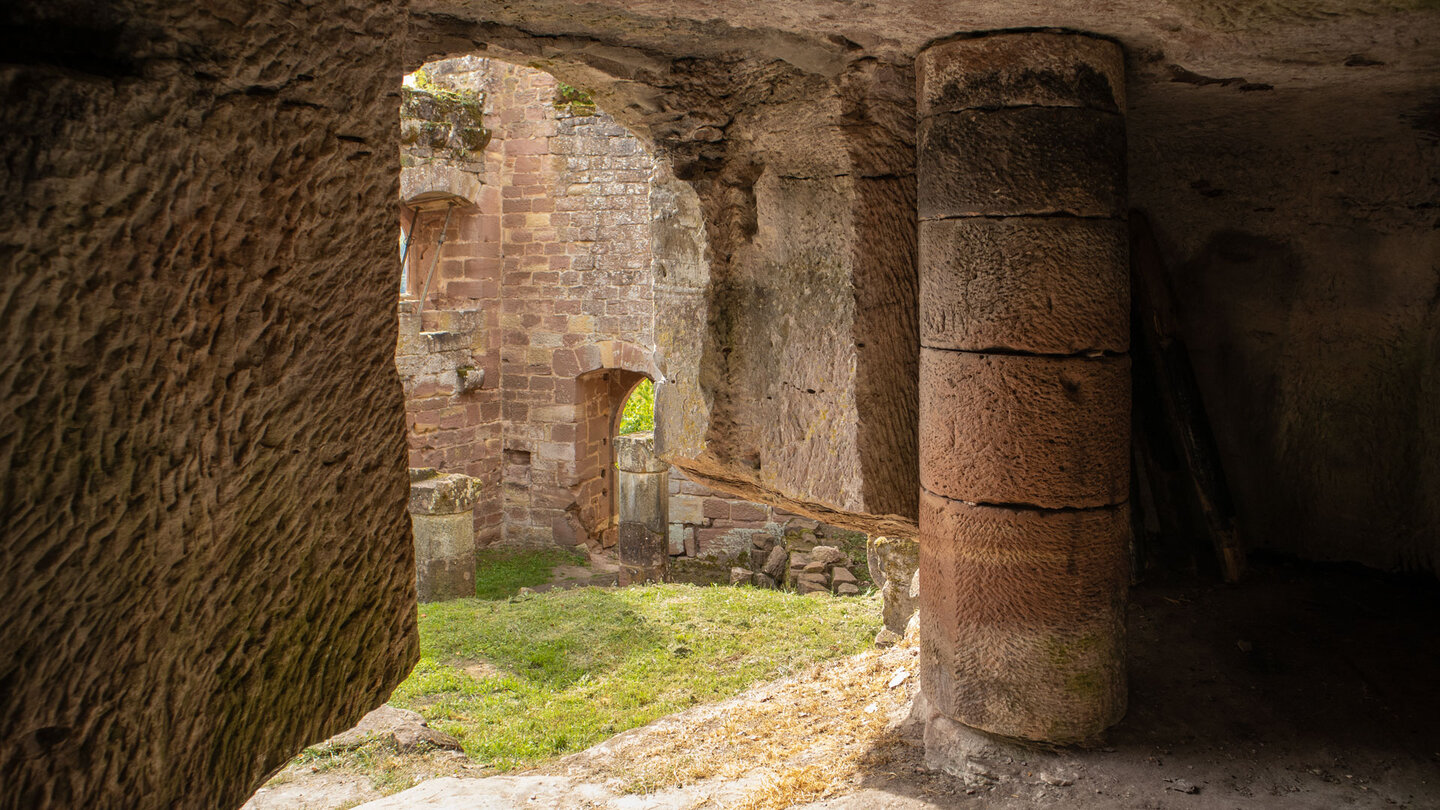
[393,584,878,771]
[471,546,587,600]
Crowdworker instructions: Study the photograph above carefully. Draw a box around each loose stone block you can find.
[408,470,484,602]
[919,349,1129,509]
[918,491,1129,742]
[920,217,1128,355]
[869,536,920,634]
[762,545,789,581]
[916,32,1125,117]
[408,468,484,515]
[917,108,1126,220]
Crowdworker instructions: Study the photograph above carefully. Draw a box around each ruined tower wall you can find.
[399,58,659,548]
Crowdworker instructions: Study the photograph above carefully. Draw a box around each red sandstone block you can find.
[552,349,580,377]
[502,214,527,228]
[410,381,447,400]
[506,138,547,155]
[463,258,499,280]
[731,502,769,523]
[919,350,1129,508]
[502,185,524,199]
[703,499,730,520]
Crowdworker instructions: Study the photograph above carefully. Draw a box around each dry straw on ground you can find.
[541,637,921,809]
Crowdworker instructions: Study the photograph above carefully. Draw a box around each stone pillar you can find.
[408,468,484,601]
[615,432,669,585]
[914,32,1131,744]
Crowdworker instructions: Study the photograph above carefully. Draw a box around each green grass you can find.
[393,584,878,771]
[472,546,587,600]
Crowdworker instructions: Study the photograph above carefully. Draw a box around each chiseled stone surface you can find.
[0,1,418,808]
[918,350,1130,509]
[917,107,1127,220]
[920,217,1129,355]
[915,32,1125,116]
[917,492,1130,742]
[408,470,485,515]
[914,30,1130,747]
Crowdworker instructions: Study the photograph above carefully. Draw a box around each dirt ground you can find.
[818,558,1440,808]
[249,559,1440,809]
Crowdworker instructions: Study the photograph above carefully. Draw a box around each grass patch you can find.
[472,546,587,600]
[394,584,878,772]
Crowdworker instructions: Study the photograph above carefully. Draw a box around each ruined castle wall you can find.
[400,59,659,549]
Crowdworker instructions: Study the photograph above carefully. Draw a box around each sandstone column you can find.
[915,32,1131,744]
[409,469,484,601]
[615,432,670,585]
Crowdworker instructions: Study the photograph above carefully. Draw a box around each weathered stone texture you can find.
[407,0,1440,578]
[917,108,1127,220]
[919,350,1131,509]
[919,217,1129,355]
[915,31,1130,746]
[0,2,417,807]
[644,56,920,540]
[616,432,668,584]
[869,536,921,634]
[916,32,1126,116]
[409,470,486,601]
[918,494,1130,743]
[1129,79,1440,574]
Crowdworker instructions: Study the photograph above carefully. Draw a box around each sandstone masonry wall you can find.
[397,59,659,550]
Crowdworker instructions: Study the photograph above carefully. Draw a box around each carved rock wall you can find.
[410,4,1440,574]
[0,1,418,807]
